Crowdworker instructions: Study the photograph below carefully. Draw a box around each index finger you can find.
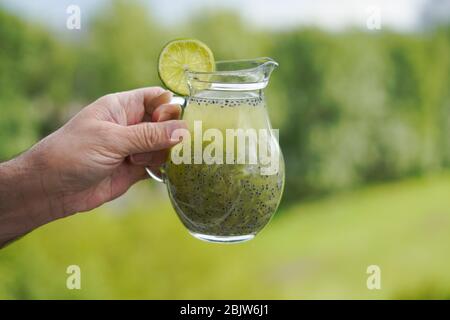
[115,87,170,125]
[143,90,173,121]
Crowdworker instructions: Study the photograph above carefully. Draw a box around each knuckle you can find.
[98,93,117,104]
[141,124,162,149]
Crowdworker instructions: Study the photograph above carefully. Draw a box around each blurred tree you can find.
[0,10,74,159]
[73,0,166,100]
[270,29,340,199]
[0,2,449,205]
[184,10,268,60]
[270,28,450,204]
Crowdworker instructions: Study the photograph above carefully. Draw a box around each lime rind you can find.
[158,39,215,96]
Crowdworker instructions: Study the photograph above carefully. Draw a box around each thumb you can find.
[120,120,187,155]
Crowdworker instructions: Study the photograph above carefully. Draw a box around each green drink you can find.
[165,94,285,242]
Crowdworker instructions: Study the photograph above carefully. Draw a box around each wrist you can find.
[0,143,66,245]
[21,139,69,219]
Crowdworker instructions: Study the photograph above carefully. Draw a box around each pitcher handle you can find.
[145,95,186,183]
[146,166,165,183]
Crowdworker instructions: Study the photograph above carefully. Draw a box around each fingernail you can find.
[166,121,188,143]
[159,90,172,101]
[157,104,182,122]
[152,91,173,107]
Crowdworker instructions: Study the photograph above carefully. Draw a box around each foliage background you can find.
[0,0,449,299]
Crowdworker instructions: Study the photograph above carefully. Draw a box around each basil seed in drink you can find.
[156,39,283,243]
[165,96,285,241]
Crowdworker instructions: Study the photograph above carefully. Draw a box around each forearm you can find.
[0,88,182,248]
[0,147,64,248]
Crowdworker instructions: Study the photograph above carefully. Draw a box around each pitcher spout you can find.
[257,57,278,82]
[186,57,279,92]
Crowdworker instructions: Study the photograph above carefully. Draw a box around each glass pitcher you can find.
[148,58,285,243]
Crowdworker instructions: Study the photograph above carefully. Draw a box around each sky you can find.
[0,0,448,32]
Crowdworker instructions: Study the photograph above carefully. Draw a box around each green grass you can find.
[1,173,450,299]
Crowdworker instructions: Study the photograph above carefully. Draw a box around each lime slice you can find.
[158,39,215,96]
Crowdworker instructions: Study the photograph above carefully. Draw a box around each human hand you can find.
[0,87,185,246]
[39,87,186,214]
